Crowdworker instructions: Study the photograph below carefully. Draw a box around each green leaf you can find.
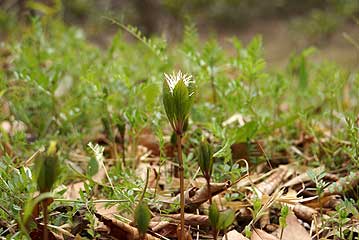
[208,202,219,229]
[218,209,235,230]
[279,205,289,228]
[253,198,262,215]
[234,121,258,142]
[87,156,99,177]
[134,201,151,236]
[173,79,191,125]
[163,80,175,125]
[244,225,252,238]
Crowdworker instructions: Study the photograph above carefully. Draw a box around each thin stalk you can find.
[206,178,212,204]
[42,201,48,240]
[140,168,150,202]
[224,230,229,240]
[206,177,216,240]
[121,138,126,168]
[176,133,185,240]
[279,227,284,240]
[210,69,217,104]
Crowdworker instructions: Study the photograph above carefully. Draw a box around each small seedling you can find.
[163,70,195,240]
[198,138,218,239]
[134,168,151,239]
[208,202,235,239]
[198,138,214,203]
[307,169,330,217]
[34,141,60,240]
[279,205,289,240]
[116,114,127,168]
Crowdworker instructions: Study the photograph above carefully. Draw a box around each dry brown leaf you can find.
[251,228,279,240]
[259,210,270,229]
[304,195,342,209]
[95,202,119,217]
[63,182,84,199]
[293,204,317,222]
[163,213,209,227]
[223,229,249,240]
[231,142,264,161]
[274,213,310,240]
[136,163,158,188]
[150,221,177,237]
[324,172,359,196]
[162,181,230,211]
[252,166,288,198]
[284,167,338,188]
[29,226,58,240]
[95,212,160,240]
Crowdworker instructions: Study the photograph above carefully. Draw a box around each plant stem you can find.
[122,138,126,168]
[206,178,212,204]
[279,227,284,240]
[42,200,48,240]
[207,178,216,240]
[210,70,217,104]
[176,133,185,240]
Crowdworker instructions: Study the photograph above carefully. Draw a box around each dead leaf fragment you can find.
[274,213,310,240]
[293,204,317,222]
[95,212,159,240]
[223,229,249,240]
[251,228,279,240]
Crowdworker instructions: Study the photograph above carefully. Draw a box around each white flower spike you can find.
[164,70,193,94]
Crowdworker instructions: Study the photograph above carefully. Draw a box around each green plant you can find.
[197,138,217,238]
[162,70,195,240]
[307,169,330,217]
[34,141,60,240]
[279,205,289,240]
[208,202,235,239]
[198,138,214,203]
[134,169,151,239]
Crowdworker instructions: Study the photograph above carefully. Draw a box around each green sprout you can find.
[198,139,214,202]
[134,168,151,239]
[163,70,195,240]
[208,202,235,239]
[279,205,289,240]
[34,141,60,240]
[198,138,218,239]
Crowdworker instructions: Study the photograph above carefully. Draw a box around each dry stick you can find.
[176,133,185,240]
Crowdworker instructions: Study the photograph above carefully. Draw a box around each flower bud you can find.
[35,141,60,193]
[163,71,194,134]
[198,139,213,179]
[134,201,151,237]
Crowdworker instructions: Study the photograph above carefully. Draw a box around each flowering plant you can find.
[163,71,194,135]
[162,70,195,240]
